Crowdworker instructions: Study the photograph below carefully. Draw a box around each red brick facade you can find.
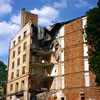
[64,18,100,100]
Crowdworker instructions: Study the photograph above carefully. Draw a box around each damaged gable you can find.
[31,23,63,50]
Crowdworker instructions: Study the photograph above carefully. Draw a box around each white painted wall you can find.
[10,22,31,49]
[61,63,64,75]
[61,77,65,89]
[57,26,64,38]
[61,50,64,61]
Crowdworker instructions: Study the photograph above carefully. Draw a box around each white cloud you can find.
[30,6,59,26]
[0,0,12,16]
[0,12,20,56]
[54,0,67,8]
[0,21,20,35]
[74,0,90,8]
[0,40,9,56]
[10,13,21,25]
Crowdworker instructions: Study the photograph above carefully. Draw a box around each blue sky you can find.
[0,0,98,65]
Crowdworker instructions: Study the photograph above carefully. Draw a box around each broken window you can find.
[23,54,26,63]
[17,58,20,66]
[16,69,19,77]
[61,50,64,61]
[12,61,15,69]
[44,68,48,76]
[22,66,25,74]
[24,31,26,38]
[13,51,15,58]
[11,72,14,79]
[16,83,18,92]
[18,46,21,54]
[13,41,15,47]
[32,67,35,75]
[21,80,24,90]
[23,42,27,50]
[18,36,21,42]
[10,84,13,91]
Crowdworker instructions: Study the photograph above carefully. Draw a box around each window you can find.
[55,78,58,89]
[61,97,65,100]
[23,54,26,63]
[62,77,65,89]
[16,69,19,77]
[13,51,15,58]
[17,58,20,66]
[84,59,89,71]
[83,44,88,57]
[22,66,25,74]
[85,72,90,87]
[10,84,13,91]
[21,80,24,90]
[11,72,14,79]
[13,41,15,47]
[61,37,64,48]
[18,36,21,42]
[23,42,27,50]
[54,65,58,76]
[24,31,26,38]
[32,67,35,75]
[12,61,15,69]
[18,46,21,54]
[61,63,64,75]
[61,50,64,61]
[16,83,18,92]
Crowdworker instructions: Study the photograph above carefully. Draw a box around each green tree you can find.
[85,0,100,86]
[0,60,7,94]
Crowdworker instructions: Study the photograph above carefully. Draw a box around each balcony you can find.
[31,49,53,56]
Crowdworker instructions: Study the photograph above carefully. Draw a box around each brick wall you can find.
[64,18,100,100]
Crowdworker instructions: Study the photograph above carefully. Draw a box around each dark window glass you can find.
[17,58,20,66]
[22,66,25,74]
[23,54,26,63]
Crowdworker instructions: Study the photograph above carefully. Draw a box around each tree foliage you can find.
[0,60,7,94]
[85,0,100,86]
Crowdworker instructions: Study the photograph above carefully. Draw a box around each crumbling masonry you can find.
[6,8,100,100]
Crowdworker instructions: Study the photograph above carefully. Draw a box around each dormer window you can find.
[13,41,15,47]
[18,36,21,42]
[24,31,26,38]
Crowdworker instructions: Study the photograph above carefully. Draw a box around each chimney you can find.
[21,8,26,28]
[21,8,38,28]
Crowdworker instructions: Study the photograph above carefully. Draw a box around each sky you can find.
[0,0,98,65]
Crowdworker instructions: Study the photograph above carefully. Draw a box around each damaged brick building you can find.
[6,8,100,100]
